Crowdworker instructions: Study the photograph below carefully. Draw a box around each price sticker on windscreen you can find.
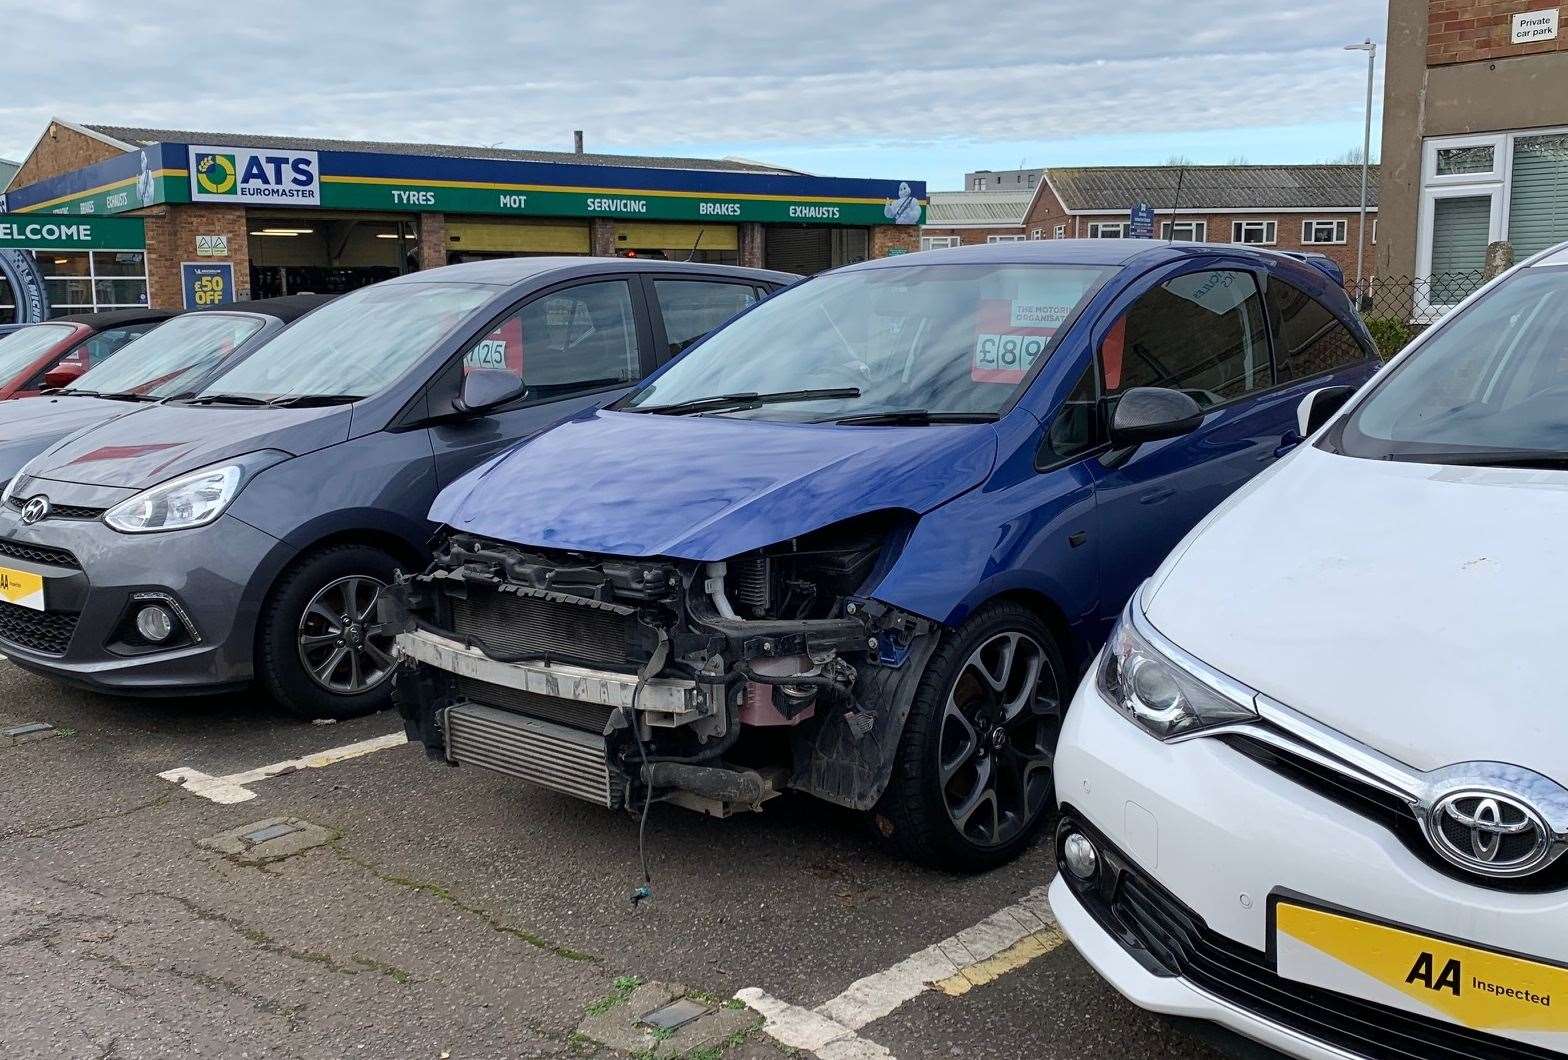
[463,316,524,374]
[972,295,1070,384]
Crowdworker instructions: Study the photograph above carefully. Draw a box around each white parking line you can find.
[738,886,1063,1058]
[158,731,408,804]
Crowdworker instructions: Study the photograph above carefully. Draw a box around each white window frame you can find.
[1086,221,1127,239]
[1413,127,1568,315]
[1053,224,1067,239]
[920,235,961,251]
[986,234,1026,244]
[1231,220,1277,245]
[1030,227,1044,240]
[1160,219,1207,241]
[1301,219,1348,245]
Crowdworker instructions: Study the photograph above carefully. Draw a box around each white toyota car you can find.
[1049,241,1568,1060]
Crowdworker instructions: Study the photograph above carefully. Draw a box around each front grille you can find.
[0,601,78,655]
[449,588,638,670]
[456,675,616,734]
[0,538,80,570]
[5,496,103,520]
[445,701,618,808]
[1108,861,1560,1060]
[1224,734,1568,893]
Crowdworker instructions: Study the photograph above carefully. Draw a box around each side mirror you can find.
[41,361,86,389]
[1108,386,1204,448]
[1297,385,1356,438]
[457,368,525,413]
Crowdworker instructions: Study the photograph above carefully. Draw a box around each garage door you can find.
[447,220,590,255]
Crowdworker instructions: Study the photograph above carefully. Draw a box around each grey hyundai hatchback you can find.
[0,258,792,718]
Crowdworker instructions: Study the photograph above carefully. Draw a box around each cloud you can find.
[0,0,1386,173]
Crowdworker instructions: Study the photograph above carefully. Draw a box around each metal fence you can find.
[1345,270,1485,359]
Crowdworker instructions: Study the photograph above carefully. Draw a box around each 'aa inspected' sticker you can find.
[1274,900,1568,1051]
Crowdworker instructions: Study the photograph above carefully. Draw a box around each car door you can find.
[1087,261,1297,620]
[427,275,658,489]
[641,275,770,365]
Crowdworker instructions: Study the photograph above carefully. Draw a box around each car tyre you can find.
[874,602,1066,872]
[259,544,401,721]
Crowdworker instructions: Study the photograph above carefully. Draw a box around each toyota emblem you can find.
[1429,789,1552,878]
[19,496,49,526]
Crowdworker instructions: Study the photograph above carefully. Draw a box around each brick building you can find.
[1015,164,1379,280]
[0,120,925,320]
[918,190,1032,247]
[1381,0,1568,315]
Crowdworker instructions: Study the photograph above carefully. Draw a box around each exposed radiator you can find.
[455,675,616,734]
[450,589,637,668]
[444,701,619,808]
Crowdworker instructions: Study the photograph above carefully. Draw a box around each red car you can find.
[0,308,180,400]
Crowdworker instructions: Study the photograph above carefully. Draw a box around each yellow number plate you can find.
[0,565,43,611]
[1275,900,1568,1048]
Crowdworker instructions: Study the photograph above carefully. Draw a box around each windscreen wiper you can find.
[179,393,272,406]
[266,393,361,407]
[628,387,860,416]
[97,392,158,402]
[830,409,1002,426]
[55,389,102,398]
[1386,448,1568,469]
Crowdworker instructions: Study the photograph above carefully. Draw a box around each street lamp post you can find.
[1345,39,1377,296]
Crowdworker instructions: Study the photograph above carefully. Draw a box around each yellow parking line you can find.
[931,927,1065,997]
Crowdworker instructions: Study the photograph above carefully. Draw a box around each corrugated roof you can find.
[1048,164,1379,212]
[926,190,1034,226]
[82,124,799,175]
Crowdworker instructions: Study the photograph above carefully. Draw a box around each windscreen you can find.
[0,324,73,382]
[192,282,494,401]
[624,264,1112,420]
[1341,267,1568,462]
[67,313,265,398]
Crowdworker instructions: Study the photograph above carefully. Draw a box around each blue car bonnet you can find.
[430,408,999,560]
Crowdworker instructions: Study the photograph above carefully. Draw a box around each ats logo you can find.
[188,145,321,205]
[194,153,237,195]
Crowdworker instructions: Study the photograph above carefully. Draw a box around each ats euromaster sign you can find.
[190,145,320,205]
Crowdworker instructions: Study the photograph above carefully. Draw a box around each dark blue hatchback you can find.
[391,240,1379,869]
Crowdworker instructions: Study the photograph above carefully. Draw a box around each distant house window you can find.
[1372,219,1377,244]
[1159,220,1207,241]
[1301,219,1348,245]
[986,234,1026,243]
[1087,221,1127,239]
[1030,228,1045,240]
[1231,220,1277,245]
[1054,224,1067,239]
[1028,174,1037,187]
[920,236,961,251]
[976,177,988,191]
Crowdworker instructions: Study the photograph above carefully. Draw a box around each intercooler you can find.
[444,702,620,808]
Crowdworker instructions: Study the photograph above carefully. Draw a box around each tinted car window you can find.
[1102,270,1271,408]
[1268,279,1366,381]
[1043,365,1102,464]
[653,280,759,355]
[463,280,641,397]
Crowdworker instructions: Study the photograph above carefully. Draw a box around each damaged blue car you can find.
[387,240,1378,869]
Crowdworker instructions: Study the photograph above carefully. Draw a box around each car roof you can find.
[195,293,337,322]
[50,307,184,329]
[382,256,797,289]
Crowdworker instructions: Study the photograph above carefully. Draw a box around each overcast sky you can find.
[0,1,1386,189]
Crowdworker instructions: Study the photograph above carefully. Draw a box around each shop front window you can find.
[0,250,149,319]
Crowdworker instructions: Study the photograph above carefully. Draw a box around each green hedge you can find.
[1363,317,1414,361]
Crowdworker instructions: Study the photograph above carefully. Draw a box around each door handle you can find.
[1271,431,1303,460]
[1138,487,1176,506]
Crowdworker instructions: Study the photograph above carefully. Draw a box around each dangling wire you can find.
[625,631,669,909]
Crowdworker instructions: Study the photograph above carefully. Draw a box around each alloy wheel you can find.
[296,575,396,695]
[938,631,1063,848]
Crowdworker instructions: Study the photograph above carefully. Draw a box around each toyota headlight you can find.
[105,464,244,534]
[1097,600,1257,739]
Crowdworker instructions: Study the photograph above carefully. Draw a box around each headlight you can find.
[0,476,16,508]
[1097,600,1256,739]
[104,464,243,534]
